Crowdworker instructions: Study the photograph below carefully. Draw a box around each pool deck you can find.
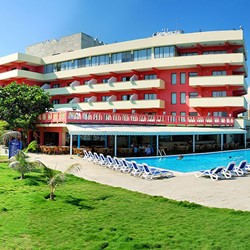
[28,153,250,212]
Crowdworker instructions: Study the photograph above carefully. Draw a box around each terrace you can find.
[37,111,235,127]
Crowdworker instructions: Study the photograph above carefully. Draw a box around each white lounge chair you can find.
[234,160,248,176]
[130,161,144,177]
[140,163,173,180]
[99,153,108,166]
[195,166,226,181]
[112,157,123,171]
[119,159,133,173]
[106,155,116,168]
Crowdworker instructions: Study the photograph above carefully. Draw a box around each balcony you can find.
[189,75,247,90]
[45,79,165,96]
[53,99,165,111]
[43,53,246,81]
[189,96,247,109]
[37,111,235,127]
[0,69,44,81]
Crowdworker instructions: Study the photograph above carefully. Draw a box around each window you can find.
[171,73,177,85]
[144,94,157,100]
[44,64,54,73]
[144,74,157,80]
[83,97,89,102]
[189,72,198,77]
[180,112,186,121]
[52,84,60,88]
[121,76,130,82]
[180,92,186,104]
[68,60,78,69]
[189,112,198,116]
[189,92,198,98]
[154,46,175,58]
[134,49,151,61]
[78,57,90,67]
[180,73,186,84]
[121,51,133,62]
[180,52,198,56]
[102,96,110,102]
[122,95,132,101]
[171,93,177,104]
[213,111,228,117]
[203,51,226,54]
[171,112,176,122]
[212,70,226,76]
[99,54,109,65]
[52,99,60,105]
[212,91,226,97]
[111,53,122,64]
[102,78,109,83]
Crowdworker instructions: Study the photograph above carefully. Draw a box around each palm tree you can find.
[37,161,81,200]
[8,140,38,179]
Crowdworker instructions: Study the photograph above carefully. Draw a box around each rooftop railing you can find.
[37,111,235,127]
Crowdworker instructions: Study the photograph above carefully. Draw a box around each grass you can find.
[0,163,250,249]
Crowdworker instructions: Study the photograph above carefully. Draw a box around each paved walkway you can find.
[28,153,250,212]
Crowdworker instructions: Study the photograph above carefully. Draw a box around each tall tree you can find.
[0,82,52,135]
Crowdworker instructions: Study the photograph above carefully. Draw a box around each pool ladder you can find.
[157,149,166,156]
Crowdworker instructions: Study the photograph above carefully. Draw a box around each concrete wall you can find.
[25,33,103,57]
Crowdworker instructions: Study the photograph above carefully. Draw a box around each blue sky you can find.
[0,0,249,63]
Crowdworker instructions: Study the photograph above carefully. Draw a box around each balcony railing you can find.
[37,111,235,127]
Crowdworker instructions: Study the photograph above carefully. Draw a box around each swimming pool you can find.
[127,149,250,173]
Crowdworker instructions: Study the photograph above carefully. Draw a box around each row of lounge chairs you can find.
[195,160,250,181]
[83,150,174,180]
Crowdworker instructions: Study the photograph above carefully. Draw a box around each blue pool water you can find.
[127,149,250,173]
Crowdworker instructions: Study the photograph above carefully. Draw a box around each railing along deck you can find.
[37,111,235,127]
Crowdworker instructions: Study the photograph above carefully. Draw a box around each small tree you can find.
[38,161,81,200]
[8,140,38,179]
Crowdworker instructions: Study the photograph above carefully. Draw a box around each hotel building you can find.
[0,29,248,156]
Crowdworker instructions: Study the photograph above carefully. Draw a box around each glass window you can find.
[212,91,226,97]
[52,99,60,105]
[61,61,69,71]
[213,111,228,117]
[102,96,110,102]
[189,112,198,116]
[180,112,186,116]
[52,84,60,88]
[154,46,175,58]
[68,60,78,69]
[99,54,109,65]
[121,51,133,62]
[102,78,109,83]
[189,72,198,77]
[212,71,226,76]
[83,97,89,102]
[189,92,198,98]
[44,64,54,73]
[180,52,198,56]
[122,95,132,101]
[121,76,130,82]
[145,94,157,100]
[91,56,99,66]
[180,73,186,84]
[144,74,157,80]
[180,92,186,104]
[134,49,151,61]
[78,57,90,67]
[171,73,177,85]
[111,53,122,64]
[171,93,177,104]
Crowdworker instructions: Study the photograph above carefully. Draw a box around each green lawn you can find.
[1,163,250,250]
